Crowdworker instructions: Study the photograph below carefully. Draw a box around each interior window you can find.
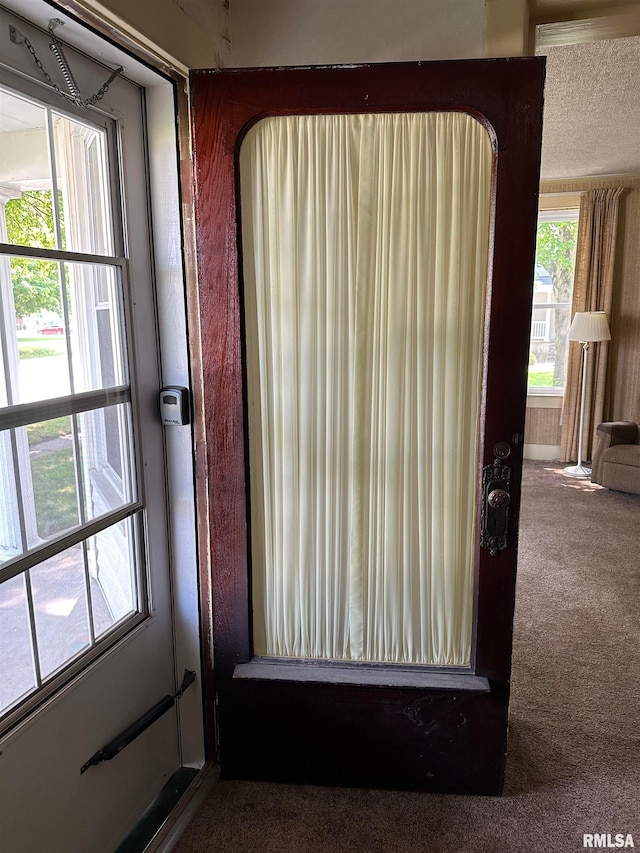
[528,208,579,393]
[0,85,144,727]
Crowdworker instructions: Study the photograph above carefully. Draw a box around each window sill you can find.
[526,392,564,412]
[234,658,490,692]
[527,387,565,397]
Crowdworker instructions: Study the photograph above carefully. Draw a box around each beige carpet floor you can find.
[174,461,640,852]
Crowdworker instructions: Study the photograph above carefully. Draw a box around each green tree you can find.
[5,190,61,320]
[535,220,578,386]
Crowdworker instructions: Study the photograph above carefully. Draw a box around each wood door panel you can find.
[191,58,545,792]
[220,681,508,794]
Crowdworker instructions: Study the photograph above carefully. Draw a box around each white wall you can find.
[67,0,527,70]
[230,0,487,66]
[52,0,230,70]
[97,0,231,67]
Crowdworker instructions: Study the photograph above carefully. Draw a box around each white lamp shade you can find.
[568,311,611,343]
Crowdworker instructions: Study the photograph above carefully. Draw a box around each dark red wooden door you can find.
[190,58,544,795]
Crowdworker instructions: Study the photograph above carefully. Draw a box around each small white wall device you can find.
[160,386,190,426]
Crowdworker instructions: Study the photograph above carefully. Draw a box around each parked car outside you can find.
[37,325,64,335]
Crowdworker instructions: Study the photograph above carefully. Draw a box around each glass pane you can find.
[77,403,135,520]
[529,303,571,389]
[88,516,139,637]
[8,257,72,405]
[17,259,70,401]
[2,258,128,405]
[0,318,7,408]
[528,219,578,391]
[66,263,127,393]
[0,431,22,565]
[26,417,79,541]
[242,113,492,666]
[0,573,37,714]
[0,89,55,251]
[0,89,115,255]
[30,546,91,679]
[51,112,114,256]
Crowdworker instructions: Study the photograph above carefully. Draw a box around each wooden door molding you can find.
[190,59,544,791]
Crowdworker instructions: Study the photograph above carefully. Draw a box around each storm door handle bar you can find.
[80,669,196,774]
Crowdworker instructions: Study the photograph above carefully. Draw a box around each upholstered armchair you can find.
[591,420,640,494]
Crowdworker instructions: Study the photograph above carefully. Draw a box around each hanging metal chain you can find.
[9,19,123,108]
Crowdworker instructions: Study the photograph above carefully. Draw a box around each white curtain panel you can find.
[240,112,492,667]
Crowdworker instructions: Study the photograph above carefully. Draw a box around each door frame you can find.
[191,58,544,791]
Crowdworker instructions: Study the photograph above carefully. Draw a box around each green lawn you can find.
[31,447,79,538]
[19,346,62,359]
[18,336,66,359]
[28,418,78,537]
[527,369,563,388]
[27,417,72,445]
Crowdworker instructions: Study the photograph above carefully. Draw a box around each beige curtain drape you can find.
[240,113,492,667]
[561,188,623,463]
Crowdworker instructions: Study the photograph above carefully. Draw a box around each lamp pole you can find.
[563,311,611,479]
[564,340,590,478]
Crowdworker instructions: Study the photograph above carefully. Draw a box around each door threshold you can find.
[115,762,219,853]
[234,658,490,692]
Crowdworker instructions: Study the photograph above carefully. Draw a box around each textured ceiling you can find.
[538,35,640,179]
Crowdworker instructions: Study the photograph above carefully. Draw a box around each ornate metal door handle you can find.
[481,445,512,556]
[488,488,510,510]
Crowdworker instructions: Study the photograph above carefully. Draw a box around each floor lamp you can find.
[564,311,611,479]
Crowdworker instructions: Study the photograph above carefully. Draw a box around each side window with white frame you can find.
[528,206,580,393]
[0,84,145,725]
